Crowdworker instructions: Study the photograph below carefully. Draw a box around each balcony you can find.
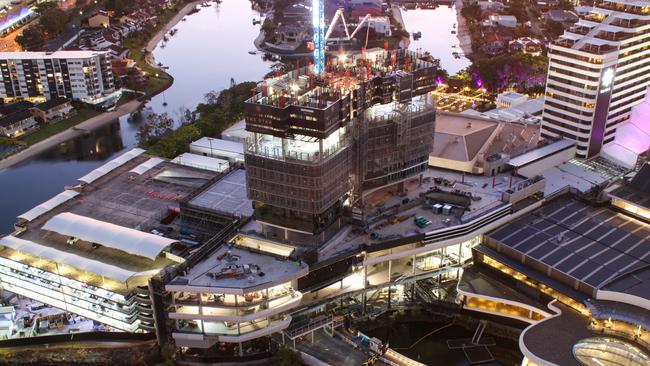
[596,2,650,16]
[170,291,302,323]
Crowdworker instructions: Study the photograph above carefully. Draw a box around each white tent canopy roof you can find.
[42,212,176,260]
[78,148,145,184]
[129,157,164,175]
[18,190,79,222]
[0,236,146,282]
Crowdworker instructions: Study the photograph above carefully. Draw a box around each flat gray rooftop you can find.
[319,167,519,259]
[16,155,219,273]
[459,265,552,311]
[178,245,306,290]
[188,169,253,218]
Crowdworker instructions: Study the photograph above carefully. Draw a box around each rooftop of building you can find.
[486,195,650,302]
[431,112,540,163]
[188,169,254,218]
[0,101,33,116]
[610,162,650,210]
[166,243,308,293]
[32,97,71,112]
[241,165,525,259]
[0,51,109,60]
[248,48,436,109]
[539,157,628,196]
[7,151,221,286]
[221,119,250,142]
[507,139,576,168]
[0,110,33,127]
[521,302,594,366]
[190,137,244,155]
[458,265,553,311]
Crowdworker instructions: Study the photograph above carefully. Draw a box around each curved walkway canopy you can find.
[0,236,148,282]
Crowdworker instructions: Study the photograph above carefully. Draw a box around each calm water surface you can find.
[0,1,465,232]
[402,6,471,75]
[0,0,270,232]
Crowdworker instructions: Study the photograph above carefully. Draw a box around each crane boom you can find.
[312,2,373,73]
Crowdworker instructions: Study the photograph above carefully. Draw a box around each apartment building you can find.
[541,0,650,158]
[0,51,116,104]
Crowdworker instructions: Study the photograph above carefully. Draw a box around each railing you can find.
[424,204,512,244]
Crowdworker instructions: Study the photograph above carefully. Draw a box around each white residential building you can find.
[0,51,116,104]
[488,15,518,28]
[496,91,529,108]
[541,0,650,158]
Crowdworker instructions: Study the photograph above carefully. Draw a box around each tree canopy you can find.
[141,82,256,158]
[40,7,70,36]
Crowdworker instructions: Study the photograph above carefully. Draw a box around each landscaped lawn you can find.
[19,108,102,146]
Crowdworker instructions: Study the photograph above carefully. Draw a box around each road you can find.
[0,26,23,51]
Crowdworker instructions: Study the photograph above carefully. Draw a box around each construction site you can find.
[244,47,438,239]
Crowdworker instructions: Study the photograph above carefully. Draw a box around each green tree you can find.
[16,26,45,50]
[545,19,565,39]
[106,0,131,16]
[460,1,481,22]
[40,8,70,36]
[33,1,57,14]
[271,346,303,366]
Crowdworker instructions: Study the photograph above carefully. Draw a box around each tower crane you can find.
[312,0,372,74]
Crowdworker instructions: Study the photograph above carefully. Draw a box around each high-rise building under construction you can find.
[244,49,438,240]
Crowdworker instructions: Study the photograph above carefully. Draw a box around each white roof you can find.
[222,120,251,142]
[42,212,176,260]
[0,236,146,282]
[190,137,244,155]
[18,190,79,222]
[78,148,145,184]
[508,139,576,167]
[171,153,229,173]
[0,51,109,60]
[129,157,164,175]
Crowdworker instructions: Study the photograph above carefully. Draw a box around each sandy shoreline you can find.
[145,0,203,65]
[455,0,473,58]
[0,1,203,171]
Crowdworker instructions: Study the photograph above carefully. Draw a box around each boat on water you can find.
[451,30,456,34]
[413,31,422,40]
[248,50,256,55]
[169,28,178,36]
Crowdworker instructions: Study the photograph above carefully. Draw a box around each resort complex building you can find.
[0,51,116,104]
[541,0,650,158]
[0,48,649,366]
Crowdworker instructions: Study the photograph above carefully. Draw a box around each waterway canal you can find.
[0,0,270,232]
[402,5,471,75]
[0,1,468,232]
